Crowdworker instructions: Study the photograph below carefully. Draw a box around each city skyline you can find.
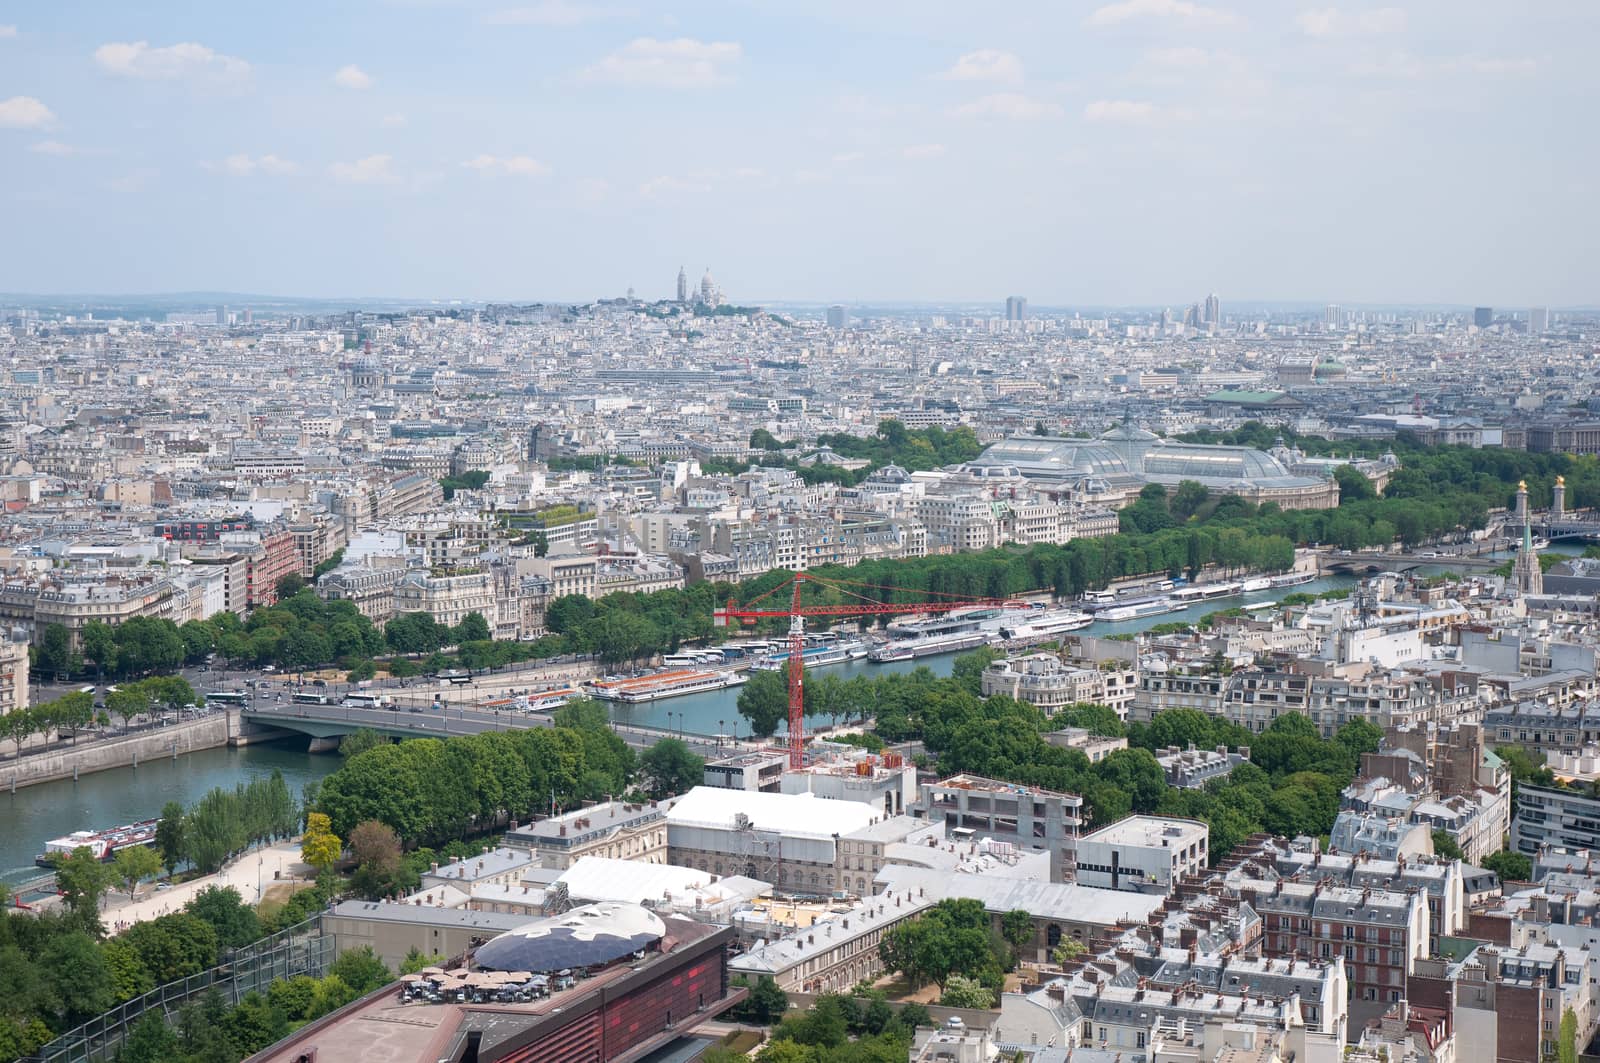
[1,1,1595,305]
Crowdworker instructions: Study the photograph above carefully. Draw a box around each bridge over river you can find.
[242,700,740,759]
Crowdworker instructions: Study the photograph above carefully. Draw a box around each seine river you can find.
[0,573,1366,885]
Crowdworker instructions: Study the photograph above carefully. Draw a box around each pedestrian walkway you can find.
[100,838,310,930]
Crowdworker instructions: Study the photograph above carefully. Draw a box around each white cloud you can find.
[951,92,1064,120]
[380,112,408,128]
[942,49,1024,85]
[1297,7,1407,36]
[1144,46,1215,68]
[204,153,298,177]
[1084,99,1160,123]
[462,154,552,177]
[107,168,159,192]
[903,143,946,159]
[1087,0,1239,28]
[330,154,398,184]
[30,140,80,155]
[582,37,741,88]
[333,64,374,90]
[94,40,250,80]
[831,151,864,164]
[0,25,16,38]
[0,96,54,129]
[1352,51,1538,78]
[484,1,625,25]
[638,174,711,198]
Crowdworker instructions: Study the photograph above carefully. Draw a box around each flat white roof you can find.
[667,785,882,841]
[1081,815,1208,849]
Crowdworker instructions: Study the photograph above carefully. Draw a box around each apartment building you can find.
[391,568,496,629]
[982,652,1139,718]
[0,637,27,716]
[502,798,674,870]
[318,560,407,624]
[1240,880,1429,1022]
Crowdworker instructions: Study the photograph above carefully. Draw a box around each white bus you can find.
[291,692,335,706]
[207,691,249,707]
[343,692,391,710]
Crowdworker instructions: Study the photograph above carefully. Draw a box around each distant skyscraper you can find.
[1530,306,1550,334]
[676,266,688,304]
[1474,306,1493,329]
[1005,296,1028,322]
[826,304,848,328]
[216,304,228,326]
[1204,293,1220,325]
[1324,304,1344,328]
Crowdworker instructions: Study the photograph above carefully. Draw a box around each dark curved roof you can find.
[473,902,664,973]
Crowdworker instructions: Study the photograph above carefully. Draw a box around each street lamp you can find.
[718,719,724,750]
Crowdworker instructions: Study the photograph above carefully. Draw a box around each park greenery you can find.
[311,698,706,847]
[0,877,366,1063]
[710,986,932,1063]
[154,772,300,876]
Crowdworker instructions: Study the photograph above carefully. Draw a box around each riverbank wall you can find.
[1,713,231,793]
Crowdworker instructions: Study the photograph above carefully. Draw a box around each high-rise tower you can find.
[676,266,688,304]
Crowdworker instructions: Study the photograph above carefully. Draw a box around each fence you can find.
[29,915,335,1063]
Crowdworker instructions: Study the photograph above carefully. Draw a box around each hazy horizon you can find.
[3,1,1596,305]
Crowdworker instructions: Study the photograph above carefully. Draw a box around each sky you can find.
[0,1,1595,307]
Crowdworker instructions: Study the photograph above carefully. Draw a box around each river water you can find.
[0,743,339,888]
[2,572,1368,886]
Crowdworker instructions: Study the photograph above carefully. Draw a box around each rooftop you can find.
[1083,815,1209,849]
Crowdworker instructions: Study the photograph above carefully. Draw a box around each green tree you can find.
[399,948,447,975]
[328,946,392,995]
[738,668,791,739]
[187,886,262,952]
[35,622,73,676]
[1482,849,1533,883]
[225,990,290,1056]
[118,1012,180,1063]
[154,800,187,877]
[1334,464,1377,503]
[454,611,492,644]
[123,914,220,982]
[1431,830,1464,861]
[41,930,116,1026]
[1170,480,1210,522]
[1560,1007,1578,1063]
[1052,938,1087,965]
[340,728,387,759]
[940,974,995,1010]
[113,844,164,900]
[81,619,117,680]
[950,645,1004,696]
[638,738,704,799]
[51,846,114,932]
[739,974,790,1025]
[1000,909,1034,963]
[102,938,155,1001]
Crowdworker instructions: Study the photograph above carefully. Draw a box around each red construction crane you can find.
[713,572,1033,768]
